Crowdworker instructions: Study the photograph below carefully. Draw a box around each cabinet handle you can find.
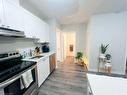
[6,26,10,28]
[1,25,5,27]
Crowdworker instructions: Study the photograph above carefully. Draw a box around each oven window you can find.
[4,69,36,95]
[4,79,21,95]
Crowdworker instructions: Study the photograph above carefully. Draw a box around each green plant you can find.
[105,54,111,60]
[101,44,109,54]
[75,52,83,61]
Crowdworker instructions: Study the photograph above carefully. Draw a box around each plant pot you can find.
[99,53,105,58]
[76,60,84,66]
[106,60,111,63]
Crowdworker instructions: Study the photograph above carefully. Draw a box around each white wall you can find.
[86,12,127,75]
[10,0,20,5]
[62,24,86,56]
[45,19,61,52]
[20,0,43,20]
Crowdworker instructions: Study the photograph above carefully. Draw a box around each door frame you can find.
[56,28,64,62]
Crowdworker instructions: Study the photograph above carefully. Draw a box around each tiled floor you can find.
[38,57,88,95]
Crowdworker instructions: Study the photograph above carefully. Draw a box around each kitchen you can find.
[1,0,127,95]
[0,0,56,95]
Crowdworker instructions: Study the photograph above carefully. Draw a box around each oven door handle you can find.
[0,75,21,88]
[0,64,36,88]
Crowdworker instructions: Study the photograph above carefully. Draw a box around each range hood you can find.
[0,27,25,37]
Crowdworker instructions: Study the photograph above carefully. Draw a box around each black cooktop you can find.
[0,56,36,83]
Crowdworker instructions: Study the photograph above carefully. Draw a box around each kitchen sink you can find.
[30,56,44,59]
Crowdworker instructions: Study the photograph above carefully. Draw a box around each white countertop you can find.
[22,51,55,62]
[87,74,127,95]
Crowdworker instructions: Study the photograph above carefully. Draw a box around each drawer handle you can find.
[7,26,10,28]
[1,25,5,27]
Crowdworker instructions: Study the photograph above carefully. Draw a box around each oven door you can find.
[0,65,38,95]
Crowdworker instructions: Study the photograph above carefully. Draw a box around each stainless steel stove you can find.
[0,51,38,95]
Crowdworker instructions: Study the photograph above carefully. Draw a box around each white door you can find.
[3,0,24,31]
[56,29,62,62]
[56,29,64,62]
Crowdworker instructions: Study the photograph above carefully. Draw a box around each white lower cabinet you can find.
[37,57,50,87]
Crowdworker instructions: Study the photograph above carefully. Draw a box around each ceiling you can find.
[20,0,127,25]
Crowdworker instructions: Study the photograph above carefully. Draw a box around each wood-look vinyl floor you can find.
[38,57,88,95]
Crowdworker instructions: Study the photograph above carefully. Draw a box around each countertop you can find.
[22,51,55,62]
[87,74,127,95]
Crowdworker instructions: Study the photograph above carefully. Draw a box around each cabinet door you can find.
[23,9,45,41]
[50,54,56,73]
[0,0,4,27]
[44,23,50,42]
[43,57,50,77]
[37,20,50,43]
[23,9,39,38]
[37,59,45,87]
[3,0,24,31]
[35,17,45,42]
[37,57,50,87]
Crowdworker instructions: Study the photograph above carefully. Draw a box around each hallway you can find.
[38,61,88,95]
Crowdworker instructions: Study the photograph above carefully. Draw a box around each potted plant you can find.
[105,54,111,63]
[100,44,109,57]
[75,52,83,65]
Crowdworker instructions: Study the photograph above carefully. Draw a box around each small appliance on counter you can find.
[41,42,50,53]
[34,47,41,56]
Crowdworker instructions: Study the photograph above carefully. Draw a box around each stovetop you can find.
[0,52,36,83]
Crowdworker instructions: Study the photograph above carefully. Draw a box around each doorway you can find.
[56,30,76,64]
[63,32,76,62]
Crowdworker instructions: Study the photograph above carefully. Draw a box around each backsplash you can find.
[18,47,35,58]
[0,37,36,53]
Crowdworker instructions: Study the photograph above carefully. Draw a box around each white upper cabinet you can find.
[37,20,50,42]
[23,9,39,38]
[0,0,4,27]
[23,8,49,42]
[44,22,50,42]
[2,0,24,31]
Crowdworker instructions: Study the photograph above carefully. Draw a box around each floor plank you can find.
[38,57,87,95]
